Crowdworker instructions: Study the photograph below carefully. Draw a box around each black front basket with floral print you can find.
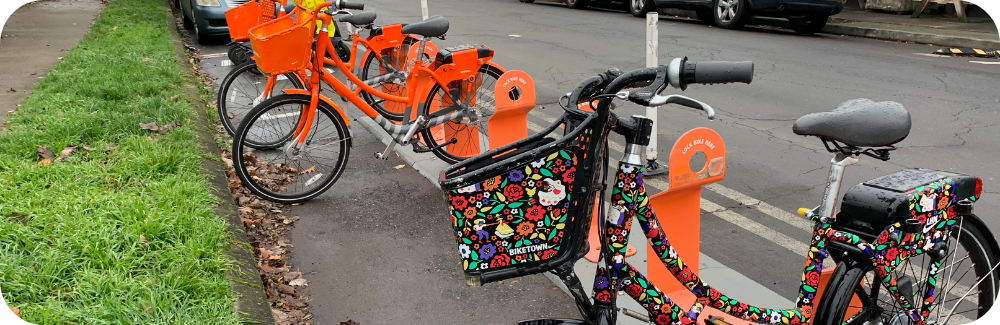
[440,112,607,286]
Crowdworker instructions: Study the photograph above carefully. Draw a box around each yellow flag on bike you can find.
[296,0,329,35]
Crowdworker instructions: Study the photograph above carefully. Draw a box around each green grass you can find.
[0,0,239,324]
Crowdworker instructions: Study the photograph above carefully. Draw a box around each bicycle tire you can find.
[417,63,504,164]
[232,94,351,204]
[359,36,420,121]
[217,61,304,137]
[814,216,999,325]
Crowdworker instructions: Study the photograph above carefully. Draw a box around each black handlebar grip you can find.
[683,61,753,85]
[340,1,364,10]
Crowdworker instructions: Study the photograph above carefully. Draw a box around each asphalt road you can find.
[185,0,1000,322]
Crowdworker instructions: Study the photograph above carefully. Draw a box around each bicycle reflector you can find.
[975,177,983,199]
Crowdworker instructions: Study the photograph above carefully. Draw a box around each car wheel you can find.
[695,10,715,25]
[714,0,749,29]
[788,15,828,35]
[628,0,655,17]
[182,9,194,30]
[566,0,588,9]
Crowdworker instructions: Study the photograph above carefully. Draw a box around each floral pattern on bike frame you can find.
[594,162,811,325]
[444,150,577,272]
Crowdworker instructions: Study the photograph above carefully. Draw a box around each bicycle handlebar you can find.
[668,57,753,89]
[338,1,364,10]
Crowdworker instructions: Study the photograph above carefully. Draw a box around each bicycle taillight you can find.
[975,177,983,199]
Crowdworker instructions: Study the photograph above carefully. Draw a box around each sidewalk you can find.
[661,4,999,50]
[822,7,1000,49]
[0,0,103,127]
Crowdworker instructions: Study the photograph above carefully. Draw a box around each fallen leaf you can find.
[81,145,97,151]
[510,279,519,284]
[57,145,78,161]
[139,122,159,132]
[157,122,179,134]
[272,309,290,322]
[340,320,359,325]
[8,306,18,317]
[280,297,306,308]
[36,145,54,165]
[394,164,405,169]
[9,212,28,226]
[288,278,308,287]
[142,57,151,62]
[277,284,295,294]
[139,234,148,243]
[299,166,316,174]
[7,88,14,93]
[260,264,275,273]
[36,145,54,160]
[102,144,118,153]
[221,156,233,169]
[140,301,153,315]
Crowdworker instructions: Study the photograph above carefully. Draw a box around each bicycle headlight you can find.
[196,0,222,7]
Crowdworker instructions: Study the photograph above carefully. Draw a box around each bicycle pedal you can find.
[704,315,733,325]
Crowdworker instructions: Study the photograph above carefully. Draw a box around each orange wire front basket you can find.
[225,0,279,42]
[248,11,316,75]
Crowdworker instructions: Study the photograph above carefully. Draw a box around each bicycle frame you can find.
[577,134,976,325]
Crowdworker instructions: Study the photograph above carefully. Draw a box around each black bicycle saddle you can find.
[792,98,911,147]
[338,11,376,26]
[400,15,449,38]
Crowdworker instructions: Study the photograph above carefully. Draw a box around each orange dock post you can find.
[485,70,535,150]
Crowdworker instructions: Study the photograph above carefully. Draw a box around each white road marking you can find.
[201,52,228,58]
[969,60,1000,65]
[221,59,234,67]
[704,183,812,232]
[913,53,943,57]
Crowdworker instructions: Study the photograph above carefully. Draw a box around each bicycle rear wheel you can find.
[359,36,421,121]
[417,63,504,164]
[232,94,351,204]
[815,216,999,325]
[217,61,304,137]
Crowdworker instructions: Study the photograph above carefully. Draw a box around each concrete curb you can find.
[164,10,276,325]
[658,8,1000,49]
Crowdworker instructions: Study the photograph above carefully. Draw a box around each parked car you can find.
[524,0,843,35]
[178,0,297,44]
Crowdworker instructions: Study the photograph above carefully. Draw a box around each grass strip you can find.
[0,0,239,324]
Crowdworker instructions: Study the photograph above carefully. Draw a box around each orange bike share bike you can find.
[231,0,514,203]
[217,0,446,138]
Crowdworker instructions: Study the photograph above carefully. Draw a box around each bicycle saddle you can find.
[338,11,376,26]
[792,98,911,147]
[401,15,449,38]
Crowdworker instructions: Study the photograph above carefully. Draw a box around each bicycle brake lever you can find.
[648,94,715,120]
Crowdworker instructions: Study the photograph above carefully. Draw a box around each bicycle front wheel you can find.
[232,94,351,204]
[217,61,304,137]
[417,63,504,164]
[814,216,999,325]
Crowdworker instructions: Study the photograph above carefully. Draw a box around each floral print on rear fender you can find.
[444,150,577,272]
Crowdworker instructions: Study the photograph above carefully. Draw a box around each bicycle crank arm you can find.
[374,141,397,160]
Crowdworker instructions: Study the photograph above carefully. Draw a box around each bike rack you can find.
[443,70,536,154]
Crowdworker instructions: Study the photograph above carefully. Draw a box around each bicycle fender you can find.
[960,213,1000,262]
[280,89,350,126]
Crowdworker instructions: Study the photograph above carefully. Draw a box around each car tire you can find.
[566,0,588,9]
[695,10,715,25]
[182,9,194,30]
[628,0,655,17]
[788,15,828,35]
[713,0,750,29]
